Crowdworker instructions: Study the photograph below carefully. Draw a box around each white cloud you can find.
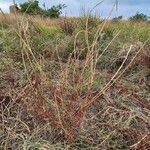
[0,1,12,12]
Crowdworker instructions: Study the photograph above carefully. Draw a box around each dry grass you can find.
[0,13,15,26]
[0,13,150,149]
[32,16,78,26]
[0,13,78,28]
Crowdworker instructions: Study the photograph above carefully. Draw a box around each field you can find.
[0,13,150,150]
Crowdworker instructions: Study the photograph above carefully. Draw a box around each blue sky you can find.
[0,0,150,18]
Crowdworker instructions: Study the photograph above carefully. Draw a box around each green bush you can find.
[19,0,66,18]
[43,4,66,18]
[129,12,149,22]
[19,0,42,15]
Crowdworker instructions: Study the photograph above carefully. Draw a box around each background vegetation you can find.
[19,0,66,18]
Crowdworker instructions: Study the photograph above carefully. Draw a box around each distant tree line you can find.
[113,12,150,22]
[19,0,66,18]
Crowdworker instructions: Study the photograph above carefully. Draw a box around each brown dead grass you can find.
[0,13,150,149]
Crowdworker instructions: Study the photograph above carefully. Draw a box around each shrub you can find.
[129,12,148,22]
[19,0,42,15]
[19,0,66,18]
[43,4,66,18]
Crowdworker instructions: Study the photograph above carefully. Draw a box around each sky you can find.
[0,0,150,18]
